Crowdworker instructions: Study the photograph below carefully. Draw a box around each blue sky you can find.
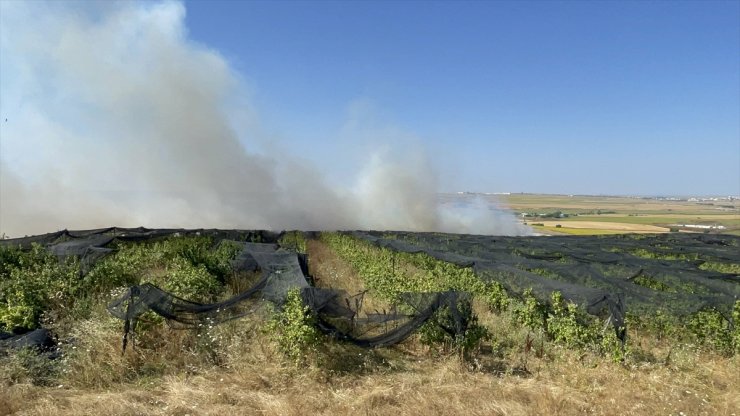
[181,0,739,196]
[0,0,737,235]
[0,0,737,199]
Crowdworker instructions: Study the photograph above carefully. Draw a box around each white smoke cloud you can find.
[0,0,530,237]
[438,195,532,236]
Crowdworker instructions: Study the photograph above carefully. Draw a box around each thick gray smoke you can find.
[0,1,530,238]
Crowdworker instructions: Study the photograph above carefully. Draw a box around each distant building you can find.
[672,224,726,230]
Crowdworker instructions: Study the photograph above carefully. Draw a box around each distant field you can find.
[504,194,738,214]
[500,193,739,235]
[532,221,669,234]
[528,225,633,235]
[565,214,740,224]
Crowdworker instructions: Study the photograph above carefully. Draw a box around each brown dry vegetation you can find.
[3,309,739,416]
[3,316,738,415]
[535,221,669,232]
[2,238,739,416]
[3,351,738,416]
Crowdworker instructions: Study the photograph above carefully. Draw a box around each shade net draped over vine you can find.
[0,228,472,349]
[3,228,738,349]
[105,239,471,349]
[350,231,740,336]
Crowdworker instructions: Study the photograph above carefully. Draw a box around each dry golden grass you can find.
[3,340,738,416]
[307,239,365,293]
[536,221,669,232]
[307,239,393,313]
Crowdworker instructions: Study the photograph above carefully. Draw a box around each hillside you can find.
[1,229,738,415]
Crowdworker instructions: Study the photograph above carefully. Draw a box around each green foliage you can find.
[0,244,81,329]
[599,326,627,363]
[176,237,242,282]
[279,231,307,253]
[158,258,221,302]
[627,303,740,357]
[632,274,673,292]
[0,236,243,330]
[265,288,322,365]
[629,248,699,261]
[481,282,509,312]
[687,307,735,355]
[698,261,740,274]
[512,288,547,331]
[323,233,624,355]
[322,233,495,356]
[88,236,239,303]
[0,244,25,273]
[526,267,561,279]
[83,243,160,292]
[514,291,626,360]
[641,309,680,341]
[419,298,490,356]
[546,291,596,348]
[321,232,488,303]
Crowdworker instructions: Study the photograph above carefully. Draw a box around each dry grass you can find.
[535,221,670,233]
[3,344,738,416]
[307,239,393,313]
[307,239,365,293]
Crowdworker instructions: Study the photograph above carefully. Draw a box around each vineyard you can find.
[1,228,739,415]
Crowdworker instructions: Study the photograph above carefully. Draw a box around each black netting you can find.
[0,329,55,353]
[315,291,471,348]
[0,227,281,250]
[4,228,737,351]
[95,235,469,350]
[351,231,740,340]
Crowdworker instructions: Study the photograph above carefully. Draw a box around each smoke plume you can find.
[0,1,530,237]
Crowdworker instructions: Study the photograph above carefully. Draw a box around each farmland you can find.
[495,193,740,235]
[1,228,738,415]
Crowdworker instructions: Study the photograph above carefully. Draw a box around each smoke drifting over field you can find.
[0,1,530,237]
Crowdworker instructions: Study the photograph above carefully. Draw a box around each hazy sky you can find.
[1,0,535,235]
[1,0,739,208]
[183,0,740,196]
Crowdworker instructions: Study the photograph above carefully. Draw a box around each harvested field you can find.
[502,194,740,216]
[534,221,670,233]
[529,226,632,236]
